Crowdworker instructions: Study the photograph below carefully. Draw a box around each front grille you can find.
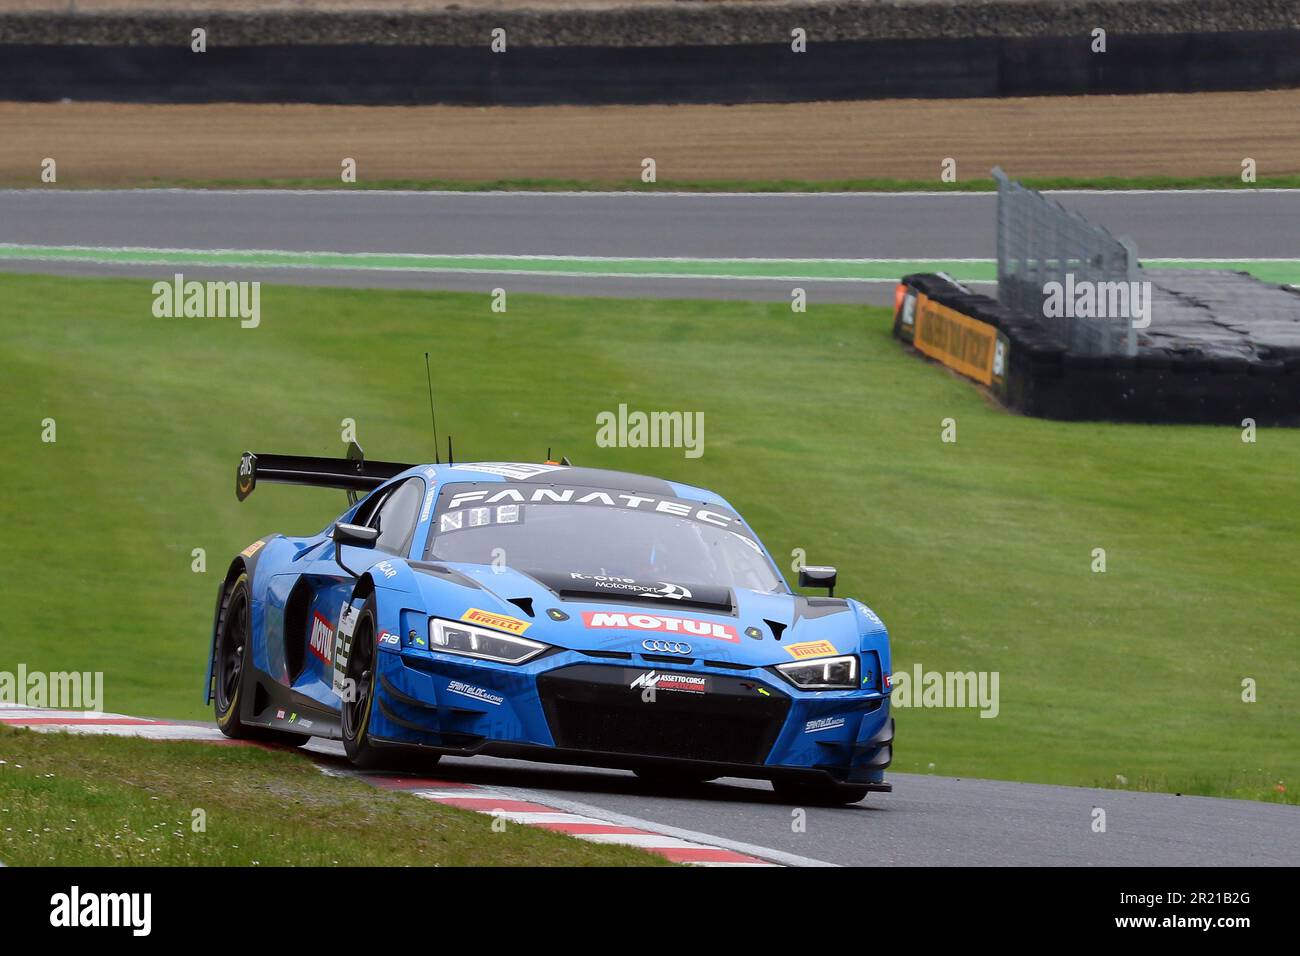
[641,653,698,665]
[537,664,790,765]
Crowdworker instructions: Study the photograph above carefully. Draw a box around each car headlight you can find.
[774,654,858,690]
[428,618,548,664]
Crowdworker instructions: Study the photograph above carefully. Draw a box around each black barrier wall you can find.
[2,29,1299,104]
[893,274,1300,426]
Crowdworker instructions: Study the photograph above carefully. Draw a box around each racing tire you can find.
[341,602,386,768]
[771,778,870,807]
[340,601,440,772]
[213,572,310,747]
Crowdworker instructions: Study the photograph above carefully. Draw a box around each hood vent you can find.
[507,596,535,618]
[764,619,787,641]
[524,570,735,613]
[556,589,733,613]
[409,562,483,590]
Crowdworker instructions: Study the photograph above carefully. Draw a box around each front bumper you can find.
[370,648,893,786]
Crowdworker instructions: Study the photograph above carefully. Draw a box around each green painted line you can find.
[0,245,1297,285]
[1142,259,1300,285]
[0,245,993,281]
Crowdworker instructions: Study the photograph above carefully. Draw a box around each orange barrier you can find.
[911,293,999,386]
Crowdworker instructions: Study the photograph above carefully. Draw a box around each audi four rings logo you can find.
[642,639,693,655]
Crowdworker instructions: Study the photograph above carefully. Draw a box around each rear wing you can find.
[236,442,415,502]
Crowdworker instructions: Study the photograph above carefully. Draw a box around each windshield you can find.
[426,494,784,594]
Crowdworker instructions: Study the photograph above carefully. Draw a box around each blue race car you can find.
[206,445,893,804]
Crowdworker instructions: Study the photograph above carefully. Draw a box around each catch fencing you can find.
[994,168,1138,356]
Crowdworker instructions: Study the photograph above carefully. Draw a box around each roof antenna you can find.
[447,434,454,466]
[424,352,441,464]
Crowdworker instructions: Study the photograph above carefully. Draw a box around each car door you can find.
[292,476,427,706]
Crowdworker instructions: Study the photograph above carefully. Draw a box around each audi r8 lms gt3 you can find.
[206,445,894,804]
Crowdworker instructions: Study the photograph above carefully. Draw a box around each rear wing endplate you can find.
[236,442,414,501]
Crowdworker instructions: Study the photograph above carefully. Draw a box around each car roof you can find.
[397,461,735,511]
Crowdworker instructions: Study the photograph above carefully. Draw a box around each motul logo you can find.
[309,612,334,664]
[583,611,738,644]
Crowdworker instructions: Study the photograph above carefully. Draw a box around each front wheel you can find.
[341,599,440,771]
[771,778,870,806]
[341,602,386,767]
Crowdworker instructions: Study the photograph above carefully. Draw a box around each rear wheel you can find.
[213,572,309,747]
[771,778,870,806]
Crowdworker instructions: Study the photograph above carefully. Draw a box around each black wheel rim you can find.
[217,587,248,712]
[342,616,374,742]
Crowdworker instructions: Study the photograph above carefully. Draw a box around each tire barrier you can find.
[1,28,1298,104]
[893,274,1300,425]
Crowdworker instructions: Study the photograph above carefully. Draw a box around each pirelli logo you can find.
[461,608,531,635]
[785,640,838,660]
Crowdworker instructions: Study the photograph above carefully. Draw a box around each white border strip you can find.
[487,783,839,868]
[2,245,1292,267]
[0,242,998,264]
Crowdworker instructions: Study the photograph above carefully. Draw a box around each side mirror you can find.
[333,522,379,548]
[332,522,378,578]
[798,565,838,597]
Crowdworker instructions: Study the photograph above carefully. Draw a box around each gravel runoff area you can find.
[1,89,1296,187]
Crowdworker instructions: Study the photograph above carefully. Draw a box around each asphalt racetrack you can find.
[2,188,1298,304]
[310,740,1297,866]
[393,756,1300,867]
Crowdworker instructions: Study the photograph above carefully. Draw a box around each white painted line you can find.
[472,811,612,825]
[0,256,916,284]
[0,709,225,741]
[356,767,787,866]
[9,724,225,740]
[0,245,1293,266]
[0,259,999,286]
[408,790,509,806]
[0,242,996,264]
[685,860,778,867]
[487,783,837,868]
[1143,257,1300,263]
[572,832,711,849]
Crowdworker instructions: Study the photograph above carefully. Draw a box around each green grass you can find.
[0,272,1296,806]
[18,173,1300,193]
[0,726,667,866]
